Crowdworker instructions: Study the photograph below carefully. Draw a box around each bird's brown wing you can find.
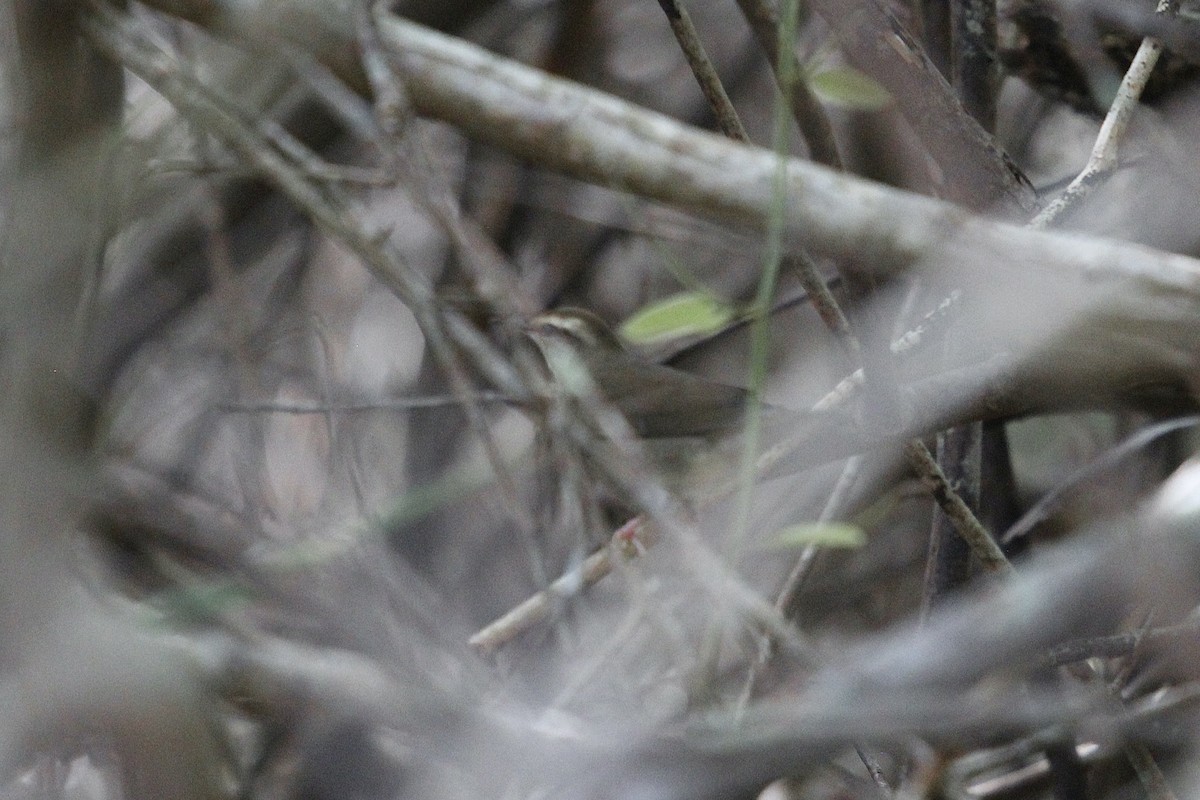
[590,353,754,439]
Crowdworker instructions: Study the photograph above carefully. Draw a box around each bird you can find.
[521,305,830,507]
[524,306,761,441]
[522,306,891,503]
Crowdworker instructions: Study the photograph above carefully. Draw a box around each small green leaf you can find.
[619,292,735,345]
[808,68,892,110]
[769,522,867,550]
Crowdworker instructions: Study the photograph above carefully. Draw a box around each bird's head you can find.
[526,307,626,355]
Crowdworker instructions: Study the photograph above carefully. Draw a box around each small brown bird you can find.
[524,306,791,500]
[525,307,758,440]
[524,307,869,495]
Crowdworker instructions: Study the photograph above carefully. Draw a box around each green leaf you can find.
[769,522,867,550]
[808,67,892,110]
[619,292,735,345]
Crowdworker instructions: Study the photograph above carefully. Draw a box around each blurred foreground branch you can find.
[2,3,225,798]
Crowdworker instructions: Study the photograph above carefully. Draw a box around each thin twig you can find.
[468,517,649,655]
[217,393,511,413]
[733,453,862,709]
[1125,734,1181,800]
[773,455,863,618]
[856,745,895,796]
[903,439,1012,575]
[1031,0,1182,229]
[1040,619,1200,667]
[952,0,998,130]
[920,424,981,617]
[656,0,749,142]
[1003,415,1200,546]
[654,0,852,353]
[733,0,843,168]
